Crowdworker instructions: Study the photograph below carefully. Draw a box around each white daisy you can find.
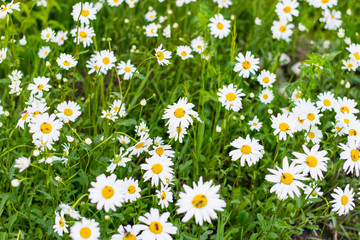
[229,135,264,167]
[56,53,78,70]
[111,225,140,240]
[257,70,276,88]
[53,211,68,236]
[107,150,131,173]
[330,184,355,216]
[208,13,231,39]
[234,51,260,78]
[70,218,100,240]
[121,177,141,203]
[270,113,297,140]
[155,44,172,66]
[117,60,136,80]
[71,2,97,25]
[217,83,245,112]
[14,157,31,172]
[56,101,81,122]
[176,46,193,60]
[156,183,173,208]
[141,157,174,187]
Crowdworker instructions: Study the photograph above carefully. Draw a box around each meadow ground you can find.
[1,0,360,239]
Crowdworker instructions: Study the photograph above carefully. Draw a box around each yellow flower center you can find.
[44,52,48,55]
[152,163,163,174]
[307,113,315,121]
[217,23,224,30]
[135,142,144,149]
[253,122,257,126]
[280,173,293,185]
[176,127,182,133]
[336,126,341,132]
[306,156,318,167]
[80,227,92,239]
[263,94,269,100]
[156,147,164,156]
[63,61,70,66]
[149,222,163,234]
[348,64,353,69]
[37,84,44,90]
[341,195,349,205]
[240,145,251,154]
[295,92,300,98]
[40,123,52,134]
[192,194,208,208]
[94,66,99,70]
[262,77,270,83]
[81,9,90,17]
[322,0,329,3]
[123,233,136,240]
[1,6,7,12]
[197,45,202,49]
[46,33,50,38]
[284,6,291,13]
[102,186,114,199]
[279,26,286,32]
[106,113,112,118]
[181,51,187,57]
[80,31,87,38]
[351,149,360,161]
[157,51,164,61]
[344,119,350,124]
[64,108,73,116]
[354,52,360,60]
[308,132,315,139]
[226,92,236,101]
[323,99,331,106]
[128,186,136,194]
[279,122,289,132]
[242,60,251,69]
[174,108,185,118]
[161,191,166,200]
[103,57,110,65]
[22,112,29,120]
[59,218,65,227]
[340,106,349,114]
[349,129,357,136]
[124,67,131,72]
[33,111,41,118]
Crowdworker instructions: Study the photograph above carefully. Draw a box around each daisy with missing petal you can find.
[271,20,294,42]
[149,144,175,160]
[168,125,187,143]
[88,174,124,212]
[291,89,302,102]
[141,157,174,187]
[128,134,153,157]
[259,88,274,104]
[117,60,136,80]
[339,138,360,176]
[145,23,160,37]
[27,76,51,97]
[275,0,299,22]
[59,203,81,220]
[70,218,100,240]
[41,27,55,42]
[176,46,193,60]
[137,208,177,240]
[38,46,51,59]
[341,59,358,71]
[248,116,262,131]
[217,84,245,112]
[271,113,297,140]
[155,44,172,66]
[29,113,63,144]
[316,91,336,112]
[54,30,68,46]
[257,70,276,88]
[111,99,127,117]
[71,24,95,48]
[121,177,141,203]
[156,183,173,208]
[107,150,131,173]
[265,157,309,200]
[304,183,323,200]
[101,110,118,122]
[292,144,329,181]
[53,211,68,236]
[14,157,31,172]
[111,225,140,240]
[234,51,260,78]
[229,135,264,167]
[176,177,226,226]
[330,184,355,216]
[208,14,231,39]
[71,2,97,25]
[162,97,200,129]
[57,53,78,70]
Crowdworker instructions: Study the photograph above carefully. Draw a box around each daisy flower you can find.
[191,36,206,54]
[121,177,141,203]
[257,70,276,88]
[168,125,188,143]
[71,2,97,25]
[137,208,177,240]
[111,99,127,117]
[97,50,116,72]
[305,126,323,144]
[216,0,232,8]
[176,46,193,60]
[292,99,323,129]
[341,59,358,71]
[217,84,245,112]
[317,0,337,9]
[54,30,68,46]
[29,113,63,145]
[56,101,81,122]
[117,60,136,80]
[71,24,95,48]
[271,20,294,42]
[118,135,130,145]
[27,76,51,97]
[320,9,342,30]
[275,0,299,22]
[265,157,309,200]
[292,144,329,181]
[259,88,274,104]
[163,25,171,38]
[59,203,81,220]
[88,174,124,212]
[107,150,131,173]
[248,116,262,131]
[41,27,55,42]
[145,23,160,37]
[229,135,264,166]
[162,97,200,129]
[108,0,124,7]
[176,176,226,225]
[316,91,336,112]
[330,184,355,216]
[70,218,100,240]
[346,43,360,63]
[53,211,68,236]
[0,48,7,64]
[38,46,51,59]
[57,53,78,70]
[149,144,175,160]
[141,157,174,187]
[304,182,323,200]
[208,13,231,39]
[334,97,359,115]
[339,138,360,176]
[111,225,141,240]
[156,183,173,208]
[14,157,31,172]
[271,113,297,140]
[291,89,302,102]
[234,51,260,78]
[155,44,172,66]
[128,134,153,157]
[101,110,118,122]
[145,10,157,22]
